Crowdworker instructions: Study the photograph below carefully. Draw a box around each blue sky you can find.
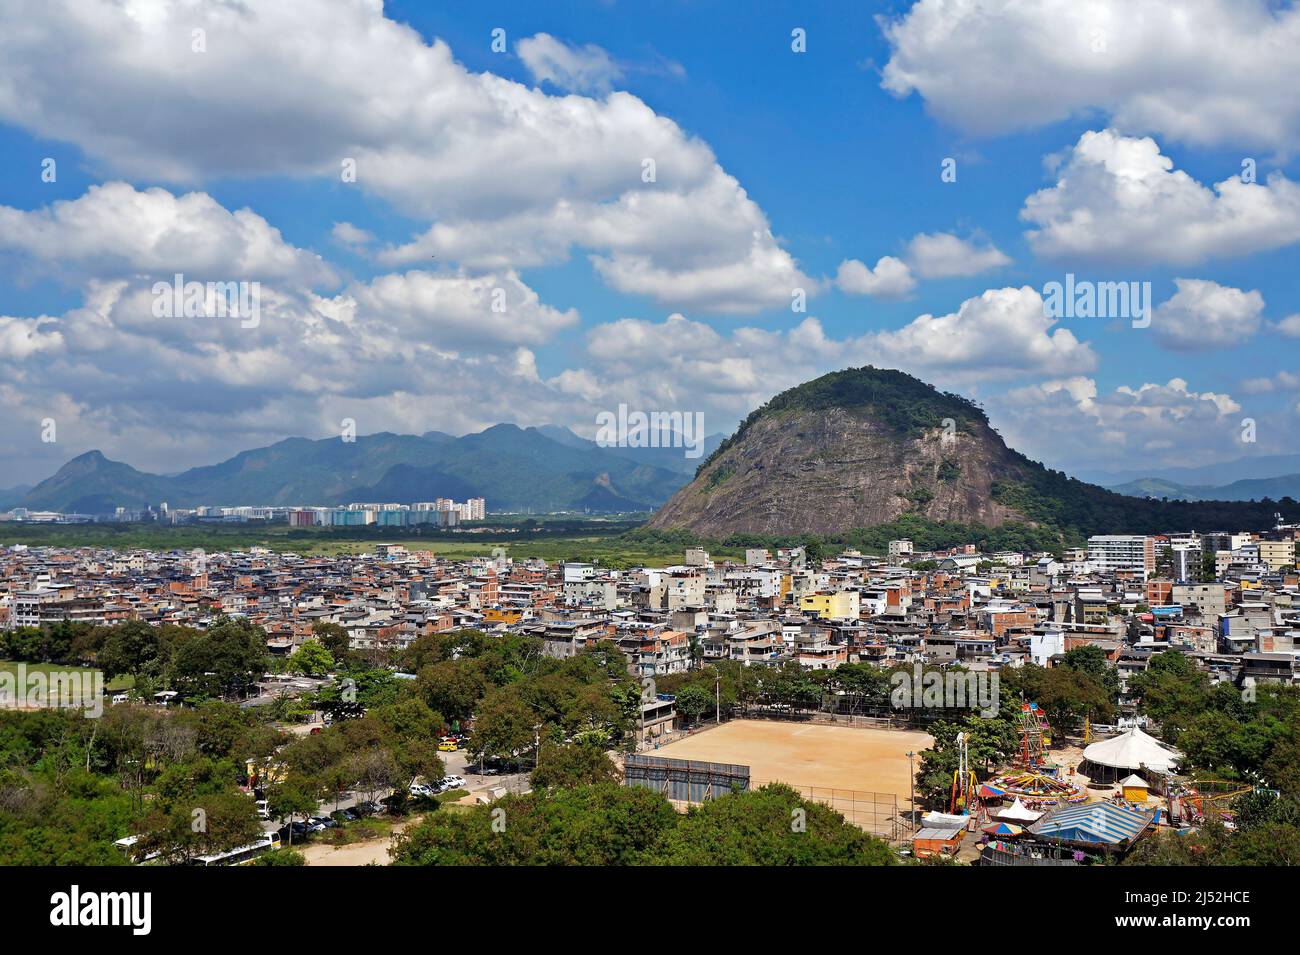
[1,0,1298,486]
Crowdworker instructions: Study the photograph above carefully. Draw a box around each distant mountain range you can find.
[1107,474,1300,503]
[650,366,1292,538]
[17,425,725,515]
[1075,453,1300,489]
[0,485,31,510]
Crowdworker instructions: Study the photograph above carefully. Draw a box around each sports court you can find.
[652,719,931,833]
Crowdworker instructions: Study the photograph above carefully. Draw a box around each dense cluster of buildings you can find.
[1,498,487,526]
[3,524,1298,703]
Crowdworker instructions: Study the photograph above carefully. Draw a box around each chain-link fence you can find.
[752,778,903,841]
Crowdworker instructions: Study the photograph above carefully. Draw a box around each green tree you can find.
[1060,644,1119,701]
[531,742,620,789]
[169,616,269,699]
[97,620,161,679]
[134,784,262,863]
[1009,663,1113,739]
[287,639,335,678]
[415,659,486,723]
[673,683,713,725]
[256,848,306,866]
[468,687,535,767]
[267,774,321,846]
[650,783,896,866]
[311,622,355,665]
[392,784,676,866]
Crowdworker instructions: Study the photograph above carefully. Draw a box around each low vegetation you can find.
[392,782,897,866]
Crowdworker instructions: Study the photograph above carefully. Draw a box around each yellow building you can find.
[1120,774,1151,803]
[483,607,524,625]
[246,758,287,787]
[1259,539,1296,572]
[799,590,860,620]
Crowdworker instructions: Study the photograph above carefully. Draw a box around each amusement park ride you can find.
[949,701,1086,817]
[948,702,1266,833]
[1017,702,1051,766]
[949,732,978,814]
[1177,779,1255,824]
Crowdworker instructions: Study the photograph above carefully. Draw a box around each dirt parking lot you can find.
[652,719,931,808]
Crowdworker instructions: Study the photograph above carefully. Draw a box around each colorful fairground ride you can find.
[1015,702,1052,767]
[950,702,1087,816]
[985,702,1087,806]
[949,731,979,815]
[981,770,1088,806]
[1174,779,1258,828]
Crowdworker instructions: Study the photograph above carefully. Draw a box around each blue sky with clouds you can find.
[1,0,1298,486]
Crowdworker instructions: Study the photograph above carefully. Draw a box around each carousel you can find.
[982,769,1088,806]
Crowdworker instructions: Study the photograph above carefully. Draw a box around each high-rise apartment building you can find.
[1087,535,1155,578]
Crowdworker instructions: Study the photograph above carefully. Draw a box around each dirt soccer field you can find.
[653,719,931,817]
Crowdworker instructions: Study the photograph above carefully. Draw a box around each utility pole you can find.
[715,671,721,724]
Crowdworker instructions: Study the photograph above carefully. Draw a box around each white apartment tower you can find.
[1087,535,1155,578]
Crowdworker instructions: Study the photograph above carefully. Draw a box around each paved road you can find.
[451,749,530,795]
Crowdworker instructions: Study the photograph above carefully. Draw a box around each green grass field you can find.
[0,520,740,567]
[0,660,133,698]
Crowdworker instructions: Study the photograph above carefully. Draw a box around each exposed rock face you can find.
[648,367,1030,536]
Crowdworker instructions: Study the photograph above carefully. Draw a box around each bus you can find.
[189,832,282,866]
[114,834,163,865]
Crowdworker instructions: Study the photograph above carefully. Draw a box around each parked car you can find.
[278,821,310,841]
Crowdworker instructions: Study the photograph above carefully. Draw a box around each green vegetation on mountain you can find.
[697,365,982,476]
[991,451,1294,536]
[656,366,1294,540]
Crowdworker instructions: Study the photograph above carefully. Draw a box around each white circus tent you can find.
[1082,726,1181,779]
[996,798,1043,823]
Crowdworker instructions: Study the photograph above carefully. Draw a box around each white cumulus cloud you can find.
[0,0,808,313]
[881,0,1300,151]
[835,256,916,299]
[1020,130,1300,266]
[1151,279,1265,351]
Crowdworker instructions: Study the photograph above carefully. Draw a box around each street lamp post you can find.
[906,751,916,828]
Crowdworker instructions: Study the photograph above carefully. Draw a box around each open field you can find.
[0,660,132,698]
[653,719,931,824]
[0,521,742,567]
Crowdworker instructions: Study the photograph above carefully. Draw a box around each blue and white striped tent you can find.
[1028,801,1155,847]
